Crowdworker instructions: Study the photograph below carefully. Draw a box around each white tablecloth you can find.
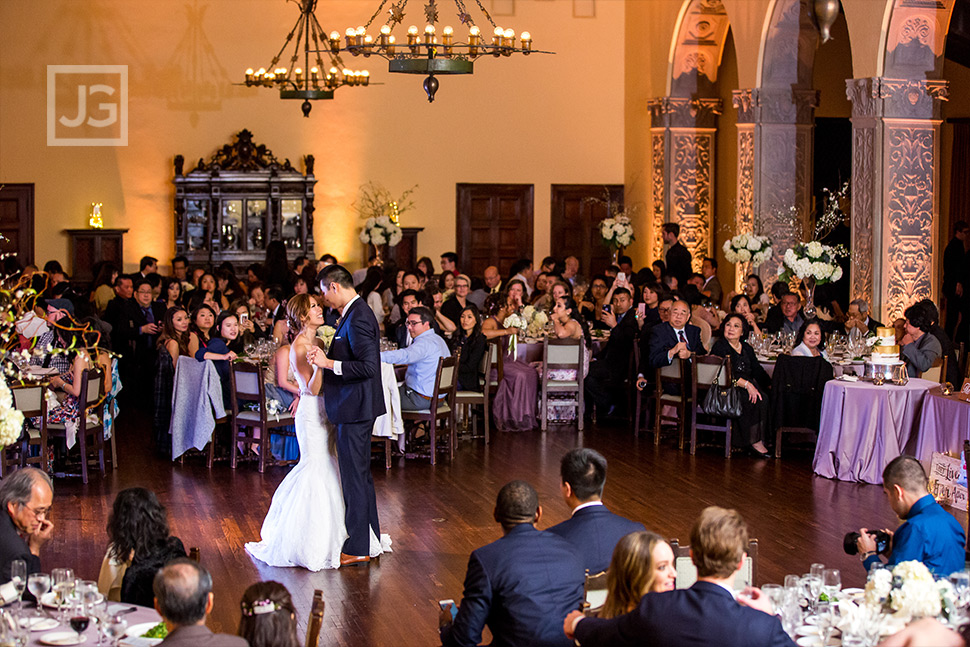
[374,362,403,446]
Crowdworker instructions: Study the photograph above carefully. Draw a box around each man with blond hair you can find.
[564,506,794,647]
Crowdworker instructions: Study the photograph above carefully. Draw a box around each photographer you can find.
[856,456,965,576]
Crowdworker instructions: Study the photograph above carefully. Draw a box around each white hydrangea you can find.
[737,249,751,262]
[359,231,370,243]
[864,568,893,606]
[0,379,24,448]
[831,266,843,282]
[371,231,386,245]
[746,236,761,251]
[807,241,824,258]
[388,230,403,246]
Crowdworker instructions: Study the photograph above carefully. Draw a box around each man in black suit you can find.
[0,468,53,584]
[584,288,639,417]
[118,277,166,402]
[662,223,692,290]
[565,506,794,647]
[441,480,584,647]
[309,265,385,567]
[265,285,287,325]
[102,274,133,349]
[844,298,883,336]
[646,299,705,373]
[943,220,967,339]
[547,448,645,575]
[764,293,804,335]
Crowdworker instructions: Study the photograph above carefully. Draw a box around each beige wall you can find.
[0,0,625,274]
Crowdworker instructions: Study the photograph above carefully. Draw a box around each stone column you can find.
[846,77,948,322]
[648,96,722,273]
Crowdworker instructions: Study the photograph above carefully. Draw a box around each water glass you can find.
[822,568,841,600]
[810,563,826,579]
[105,615,127,647]
[802,574,822,613]
[760,584,784,614]
[816,600,837,646]
[9,561,25,613]
[951,571,970,609]
[26,573,50,618]
[51,568,74,621]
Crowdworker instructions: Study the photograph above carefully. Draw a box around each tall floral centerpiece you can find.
[723,233,772,268]
[777,241,846,318]
[354,182,416,263]
[599,216,634,265]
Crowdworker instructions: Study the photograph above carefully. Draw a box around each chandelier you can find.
[331,0,546,102]
[243,0,371,117]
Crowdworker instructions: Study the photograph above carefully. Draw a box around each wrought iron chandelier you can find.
[331,0,547,102]
[243,0,371,117]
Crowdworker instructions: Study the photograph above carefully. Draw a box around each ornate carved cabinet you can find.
[173,130,316,269]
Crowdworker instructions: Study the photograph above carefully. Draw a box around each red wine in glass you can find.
[70,615,90,635]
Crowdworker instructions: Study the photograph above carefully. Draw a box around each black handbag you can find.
[701,356,742,418]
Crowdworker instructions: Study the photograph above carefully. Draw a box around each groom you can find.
[310,264,385,566]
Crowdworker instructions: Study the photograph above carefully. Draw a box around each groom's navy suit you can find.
[323,295,386,556]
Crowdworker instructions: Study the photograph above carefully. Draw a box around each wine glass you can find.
[760,583,784,614]
[802,573,822,613]
[68,598,89,642]
[821,568,841,601]
[816,600,837,646]
[9,561,25,613]
[51,568,74,621]
[104,615,127,647]
[26,572,50,619]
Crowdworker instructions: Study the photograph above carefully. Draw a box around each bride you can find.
[245,294,389,571]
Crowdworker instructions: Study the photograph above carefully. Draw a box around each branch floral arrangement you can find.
[722,233,772,267]
[778,241,846,285]
[586,189,638,251]
[354,181,417,247]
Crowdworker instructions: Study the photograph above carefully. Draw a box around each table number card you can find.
[929,452,968,511]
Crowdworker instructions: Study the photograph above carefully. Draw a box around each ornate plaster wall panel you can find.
[651,130,666,263]
[883,0,955,79]
[735,124,755,281]
[669,0,730,96]
[670,130,715,271]
[760,0,819,89]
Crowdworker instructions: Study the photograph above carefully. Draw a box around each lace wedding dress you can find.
[245,355,390,571]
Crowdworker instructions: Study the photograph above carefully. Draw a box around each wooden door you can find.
[0,184,34,267]
[550,184,623,278]
[457,184,534,278]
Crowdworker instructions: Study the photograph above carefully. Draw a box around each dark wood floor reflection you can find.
[45,412,922,646]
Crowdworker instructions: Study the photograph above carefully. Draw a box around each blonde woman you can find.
[600,531,677,619]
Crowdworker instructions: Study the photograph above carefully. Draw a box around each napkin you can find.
[838,375,859,382]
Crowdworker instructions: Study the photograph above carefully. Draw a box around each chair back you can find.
[920,355,947,384]
[488,338,504,388]
[694,355,731,388]
[305,590,326,647]
[11,383,46,418]
[477,340,492,391]
[667,538,758,590]
[229,361,267,422]
[658,360,682,380]
[582,569,608,615]
[431,356,458,414]
[545,337,584,369]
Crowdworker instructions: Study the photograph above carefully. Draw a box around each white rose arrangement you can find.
[520,305,549,338]
[359,215,403,247]
[0,377,24,449]
[722,233,772,267]
[778,241,846,285]
[502,313,527,332]
[599,215,634,250]
[863,561,957,621]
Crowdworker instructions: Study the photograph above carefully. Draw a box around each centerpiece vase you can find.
[372,243,383,265]
[610,247,620,265]
[802,277,817,319]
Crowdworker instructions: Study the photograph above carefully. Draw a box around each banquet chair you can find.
[689,355,733,458]
[653,358,690,449]
[229,361,296,472]
[582,569,608,616]
[454,342,492,443]
[667,538,758,590]
[305,589,325,647]
[47,368,106,483]
[486,338,504,420]
[539,337,585,431]
[9,382,48,474]
[402,356,457,465]
[770,355,833,459]
[918,355,947,384]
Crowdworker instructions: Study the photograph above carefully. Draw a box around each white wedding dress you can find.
[245,353,390,571]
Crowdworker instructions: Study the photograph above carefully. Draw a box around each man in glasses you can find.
[0,468,54,583]
[380,307,450,411]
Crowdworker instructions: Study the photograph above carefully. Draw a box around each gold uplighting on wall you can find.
[243,0,372,117]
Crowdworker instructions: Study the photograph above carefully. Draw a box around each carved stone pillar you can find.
[846,77,948,322]
[648,96,722,272]
[732,89,756,284]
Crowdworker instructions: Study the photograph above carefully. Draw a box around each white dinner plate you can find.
[795,636,840,647]
[21,616,60,631]
[796,625,818,636]
[125,622,164,638]
[38,631,86,646]
[841,587,864,595]
[41,591,104,608]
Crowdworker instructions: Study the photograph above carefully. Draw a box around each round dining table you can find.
[812,377,936,484]
[21,602,162,646]
[913,386,970,464]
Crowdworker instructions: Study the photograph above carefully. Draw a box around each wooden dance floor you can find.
[47,412,914,646]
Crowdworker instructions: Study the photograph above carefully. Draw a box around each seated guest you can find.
[238,581,299,647]
[91,262,120,314]
[506,279,528,311]
[791,319,827,359]
[565,506,792,647]
[34,329,95,442]
[195,311,239,407]
[392,289,441,347]
[764,292,804,335]
[428,287,458,335]
[844,298,882,335]
[189,304,217,355]
[159,276,184,311]
[158,307,198,367]
[154,559,247,647]
[600,531,676,619]
[730,294,761,336]
[441,481,584,647]
[508,258,535,298]
[98,488,186,607]
[480,292,517,341]
[154,307,198,451]
[645,299,705,374]
[638,283,663,332]
[551,296,590,346]
[699,257,722,307]
[483,265,503,294]
[0,468,53,583]
[763,282,791,328]
[651,260,665,282]
[917,298,961,386]
[710,314,772,458]
[186,272,228,312]
[547,448,645,574]
[357,266,386,325]
[579,275,611,329]
[441,274,472,328]
[438,271,456,297]
[454,305,487,392]
[379,306,450,411]
[857,455,965,576]
[585,288,639,417]
[900,302,942,378]
[743,274,769,313]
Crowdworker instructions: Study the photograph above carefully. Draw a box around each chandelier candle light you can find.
[243,0,371,117]
[333,0,548,101]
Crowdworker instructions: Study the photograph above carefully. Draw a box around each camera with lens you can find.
[843,529,891,556]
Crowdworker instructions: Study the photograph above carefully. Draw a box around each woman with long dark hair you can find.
[356,266,386,325]
[263,240,295,295]
[238,581,300,647]
[454,304,487,392]
[195,311,240,407]
[98,488,186,606]
[189,303,217,355]
[154,307,196,452]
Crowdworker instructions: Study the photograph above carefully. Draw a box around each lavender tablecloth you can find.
[813,378,935,484]
[914,388,970,464]
[760,359,865,379]
[23,603,162,646]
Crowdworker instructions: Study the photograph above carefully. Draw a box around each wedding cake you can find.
[870,327,900,365]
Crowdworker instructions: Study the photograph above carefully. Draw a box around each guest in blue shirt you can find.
[195,311,239,407]
[379,306,450,411]
[857,455,966,576]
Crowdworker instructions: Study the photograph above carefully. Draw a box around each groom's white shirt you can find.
[330,294,361,376]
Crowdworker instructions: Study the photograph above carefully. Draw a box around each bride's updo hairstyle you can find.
[286,293,314,334]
